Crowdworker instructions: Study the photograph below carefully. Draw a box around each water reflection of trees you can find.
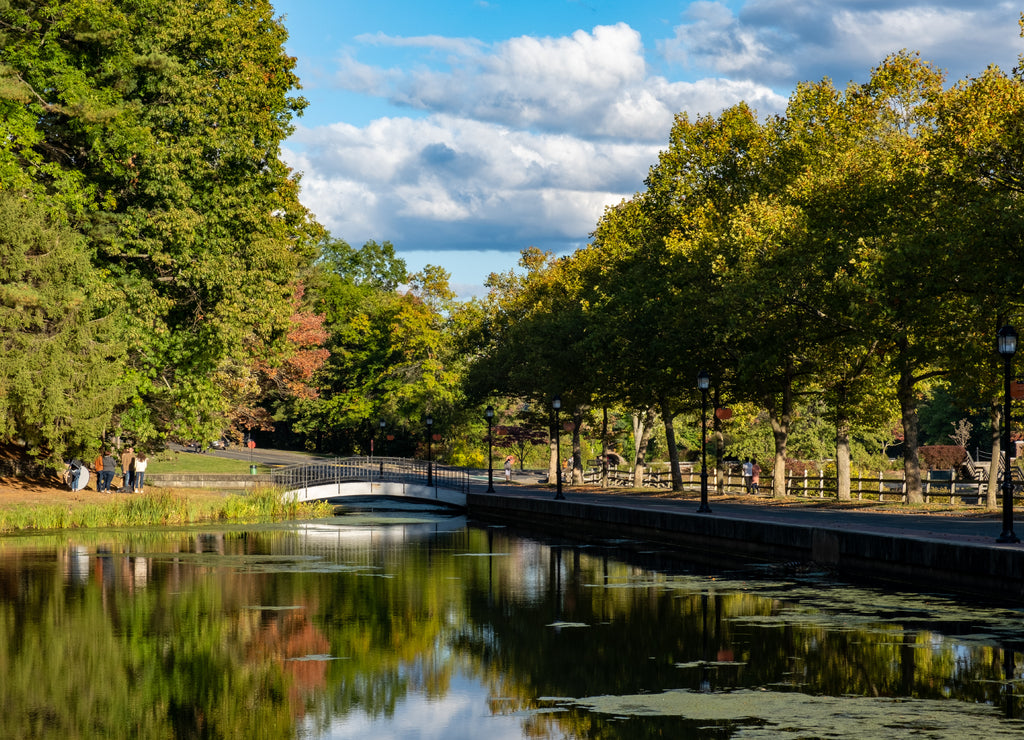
[0,524,1022,739]
[458,529,1024,735]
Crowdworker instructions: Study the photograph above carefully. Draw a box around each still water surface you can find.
[3,512,1024,738]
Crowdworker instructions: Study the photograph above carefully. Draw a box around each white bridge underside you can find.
[284,481,466,509]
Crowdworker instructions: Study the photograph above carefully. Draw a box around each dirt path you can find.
[0,475,227,511]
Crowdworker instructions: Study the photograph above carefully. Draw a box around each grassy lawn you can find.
[148,450,254,474]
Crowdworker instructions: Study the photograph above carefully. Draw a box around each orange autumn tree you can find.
[222,282,329,439]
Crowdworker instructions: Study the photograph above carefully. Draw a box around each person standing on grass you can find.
[120,446,135,492]
[133,453,148,493]
[92,452,103,490]
[100,450,117,492]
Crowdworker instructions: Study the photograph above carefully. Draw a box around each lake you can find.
[2,511,1024,738]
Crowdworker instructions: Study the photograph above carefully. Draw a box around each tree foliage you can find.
[0,0,324,459]
[0,192,122,465]
[465,36,1024,504]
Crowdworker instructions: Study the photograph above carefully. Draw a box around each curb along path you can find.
[466,484,1024,601]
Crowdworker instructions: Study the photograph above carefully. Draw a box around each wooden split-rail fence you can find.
[582,461,1023,503]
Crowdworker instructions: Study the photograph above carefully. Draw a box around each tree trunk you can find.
[548,410,558,486]
[987,399,1001,510]
[632,407,656,488]
[571,408,584,485]
[768,371,793,497]
[659,392,683,491]
[769,410,789,498]
[601,407,610,489]
[836,384,852,501]
[898,363,924,504]
[713,385,725,496]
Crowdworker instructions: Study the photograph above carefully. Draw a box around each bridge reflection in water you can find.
[271,456,470,509]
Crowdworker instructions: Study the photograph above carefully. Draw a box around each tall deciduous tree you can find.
[0,0,322,445]
[292,238,464,454]
[929,53,1024,506]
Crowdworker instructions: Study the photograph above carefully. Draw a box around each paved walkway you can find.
[202,450,1024,551]
[478,477,1022,551]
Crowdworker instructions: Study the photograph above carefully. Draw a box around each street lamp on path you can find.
[998,325,1019,543]
[485,406,495,492]
[379,419,386,478]
[697,371,712,514]
[553,395,564,500]
[425,415,434,487]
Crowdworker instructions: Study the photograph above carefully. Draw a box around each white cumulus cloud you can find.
[662,0,1021,87]
[283,2,1024,295]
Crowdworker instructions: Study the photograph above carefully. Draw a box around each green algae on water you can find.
[572,688,1024,738]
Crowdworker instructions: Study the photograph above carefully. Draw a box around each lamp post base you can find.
[554,470,564,500]
[698,472,711,513]
[999,479,1018,543]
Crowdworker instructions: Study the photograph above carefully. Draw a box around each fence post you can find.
[879,471,884,502]
[818,470,824,498]
[950,468,956,505]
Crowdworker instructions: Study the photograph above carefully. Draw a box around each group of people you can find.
[741,457,761,494]
[92,446,148,493]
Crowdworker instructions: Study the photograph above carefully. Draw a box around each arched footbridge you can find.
[272,457,470,510]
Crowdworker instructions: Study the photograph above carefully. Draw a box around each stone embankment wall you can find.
[145,473,273,491]
[466,492,1024,600]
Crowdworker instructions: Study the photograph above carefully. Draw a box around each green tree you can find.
[292,239,465,454]
[0,192,123,467]
[0,0,322,446]
[928,53,1024,507]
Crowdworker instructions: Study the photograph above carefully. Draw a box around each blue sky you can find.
[272,0,1023,298]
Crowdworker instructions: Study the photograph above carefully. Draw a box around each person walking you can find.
[742,458,753,494]
[504,455,514,482]
[120,446,135,492]
[750,458,761,495]
[100,450,117,492]
[133,453,148,493]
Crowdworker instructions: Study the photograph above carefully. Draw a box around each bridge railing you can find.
[270,456,470,494]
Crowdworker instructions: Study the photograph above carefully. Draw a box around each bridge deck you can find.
[274,457,469,509]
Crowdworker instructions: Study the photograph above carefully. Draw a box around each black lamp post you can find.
[379,419,386,477]
[485,405,495,492]
[425,415,434,486]
[998,325,1019,543]
[553,395,564,500]
[697,370,711,513]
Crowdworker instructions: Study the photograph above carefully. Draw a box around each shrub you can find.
[918,445,967,470]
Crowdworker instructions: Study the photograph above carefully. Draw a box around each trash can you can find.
[249,464,258,475]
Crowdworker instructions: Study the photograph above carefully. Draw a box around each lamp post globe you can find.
[697,371,711,513]
[998,325,1019,543]
[553,395,564,500]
